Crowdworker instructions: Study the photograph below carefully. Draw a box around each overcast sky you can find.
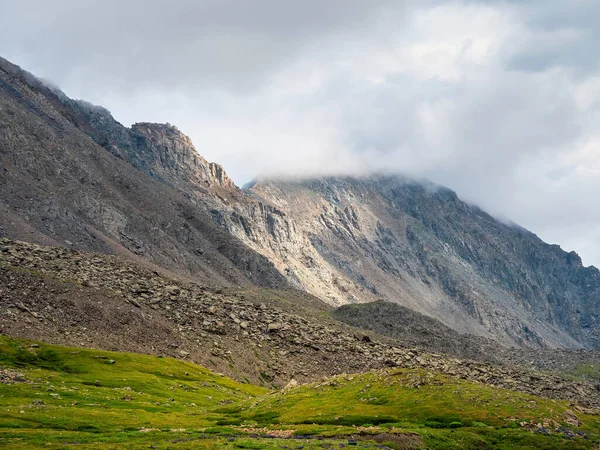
[1,0,600,267]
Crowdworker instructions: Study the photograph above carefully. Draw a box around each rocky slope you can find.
[333,300,504,364]
[0,56,285,289]
[221,177,600,350]
[333,300,600,375]
[2,238,600,410]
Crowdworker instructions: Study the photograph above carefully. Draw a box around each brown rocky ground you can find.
[2,238,600,413]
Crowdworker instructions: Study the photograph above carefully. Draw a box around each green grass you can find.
[238,369,600,449]
[1,335,599,449]
[568,364,600,381]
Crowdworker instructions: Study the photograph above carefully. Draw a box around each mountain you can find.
[234,177,600,348]
[1,55,598,350]
[0,56,286,289]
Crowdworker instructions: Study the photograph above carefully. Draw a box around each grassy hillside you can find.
[237,369,600,449]
[0,336,598,449]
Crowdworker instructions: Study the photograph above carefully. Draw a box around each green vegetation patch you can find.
[1,336,599,449]
[238,368,600,433]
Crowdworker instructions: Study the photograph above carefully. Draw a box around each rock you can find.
[15,302,30,312]
[284,379,298,390]
[166,285,180,295]
[563,409,580,427]
[127,298,141,308]
[267,323,281,332]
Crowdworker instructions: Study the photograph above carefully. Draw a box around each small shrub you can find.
[215,418,243,426]
[248,411,281,424]
[424,421,444,429]
[9,347,70,371]
[449,421,463,428]
[75,424,101,433]
[13,348,38,366]
[214,405,243,415]
[301,415,396,426]
[233,441,265,449]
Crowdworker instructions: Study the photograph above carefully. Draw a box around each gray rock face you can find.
[229,177,600,349]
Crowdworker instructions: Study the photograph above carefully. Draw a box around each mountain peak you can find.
[131,122,192,145]
[128,122,236,191]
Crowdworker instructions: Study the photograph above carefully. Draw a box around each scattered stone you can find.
[2,238,600,409]
[127,298,141,308]
[563,410,580,427]
[284,379,298,390]
[166,286,180,295]
[267,323,281,332]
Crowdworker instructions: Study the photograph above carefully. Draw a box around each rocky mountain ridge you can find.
[227,177,600,349]
[0,55,286,290]
[70,87,600,350]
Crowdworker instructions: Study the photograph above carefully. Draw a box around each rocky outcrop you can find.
[128,122,237,191]
[224,177,600,350]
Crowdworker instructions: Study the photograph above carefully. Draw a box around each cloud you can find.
[1,0,600,267]
[0,0,398,93]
